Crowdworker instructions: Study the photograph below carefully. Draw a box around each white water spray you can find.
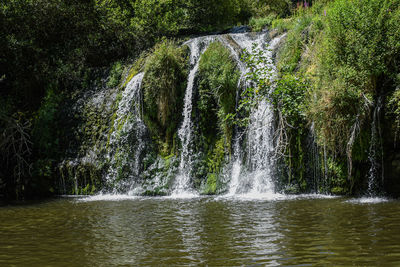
[226,33,285,197]
[106,72,145,188]
[172,36,214,196]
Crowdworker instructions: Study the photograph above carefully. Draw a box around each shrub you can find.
[197,41,240,146]
[142,40,189,155]
[309,0,400,152]
[249,15,277,32]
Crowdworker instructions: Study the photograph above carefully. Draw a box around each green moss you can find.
[58,161,103,195]
[123,52,149,87]
[203,173,217,195]
[207,138,226,174]
[142,40,189,155]
[197,41,240,149]
[201,138,226,195]
[327,157,348,195]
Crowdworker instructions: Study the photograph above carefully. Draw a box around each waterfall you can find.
[226,33,284,196]
[106,72,146,191]
[172,32,284,197]
[367,97,384,196]
[172,36,214,196]
[63,30,289,197]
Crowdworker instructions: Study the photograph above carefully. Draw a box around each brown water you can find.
[1,195,399,266]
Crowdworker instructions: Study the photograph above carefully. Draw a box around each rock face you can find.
[382,114,400,197]
[227,25,251,33]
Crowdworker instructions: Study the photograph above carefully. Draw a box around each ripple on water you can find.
[216,193,338,202]
[2,194,400,266]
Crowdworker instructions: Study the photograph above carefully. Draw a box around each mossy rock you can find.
[142,40,189,155]
[197,41,240,149]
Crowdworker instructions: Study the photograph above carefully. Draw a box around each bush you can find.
[309,0,400,152]
[249,15,277,32]
[107,61,124,88]
[197,41,240,145]
[142,40,189,155]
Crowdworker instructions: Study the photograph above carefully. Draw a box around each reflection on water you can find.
[1,196,400,266]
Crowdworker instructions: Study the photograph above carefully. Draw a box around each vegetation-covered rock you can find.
[270,0,400,195]
[142,40,189,155]
[194,41,240,194]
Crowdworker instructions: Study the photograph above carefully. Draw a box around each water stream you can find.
[367,97,384,196]
[106,72,146,190]
[226,33,285,197]
[173,36,215,196]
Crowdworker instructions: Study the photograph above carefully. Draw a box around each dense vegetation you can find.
[2,0,400,199]
[248,0,400,195]
[195,41,240,194]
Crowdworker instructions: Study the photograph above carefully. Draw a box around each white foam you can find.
[76,194,139,202]
[217,193,338,202]
[167,191,200,199]
[345,197,389,204]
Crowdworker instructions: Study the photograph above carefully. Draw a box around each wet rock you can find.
[227,25,251,34]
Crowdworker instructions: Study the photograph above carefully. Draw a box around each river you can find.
[1,195,399,266]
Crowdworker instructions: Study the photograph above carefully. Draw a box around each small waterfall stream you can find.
[172,36,214,196]
[106,72,146,190]
[367,97,384,196]
[171,32,284,197]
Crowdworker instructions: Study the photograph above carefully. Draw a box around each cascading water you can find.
[226,33,285,197]
[171,32,285,197]
[367,97,384,196]
[106,72,146,191]
[172,36,214,196]
[64,30,288,197]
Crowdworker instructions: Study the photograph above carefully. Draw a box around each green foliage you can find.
[198,41,240,146]
[132,0,252,37]
[273,75,308,126]
[203,139,226,195]
[107,61,124,88]
[207,139,226,175]
[184,0,244,32]
[276,14,313,73]
[142,40,189,155]
[132,0,186,38]
[309,0,400,152]
[249,15,277,32]
[326,157,348,195]
[195,42,240,193]
[388,86,400,131]
[123,52,149,87]
[203,173,217,195]
[32,89,63,158]
[59,162,103,195]
[265,0,400,194]
[237,45,275,121]
[247,0,292,18]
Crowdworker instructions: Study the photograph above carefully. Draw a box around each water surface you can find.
[1,195,399,266]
